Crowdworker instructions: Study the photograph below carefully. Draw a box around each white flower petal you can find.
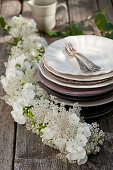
[76,135,88,147]
[41,127,54,140]
[76,146,86,160]
[66,140,77,153]
[77,126,91,137]
[77,155,88,165]
[53,138,66,148]
[11,110,26,124]
[69,114,80,126]
[66,152,77,161]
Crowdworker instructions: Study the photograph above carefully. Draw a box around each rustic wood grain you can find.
[0,0,2,13]
[0,0,21,169]
[14,125,68,170]
[97,0,113,23]
[45,0,69,45]
[0,0,21,60]
[22,0,32,19]
[1,0,21,22]
[67,0,100,35]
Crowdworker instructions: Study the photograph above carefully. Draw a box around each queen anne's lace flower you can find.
[1,16,105,166]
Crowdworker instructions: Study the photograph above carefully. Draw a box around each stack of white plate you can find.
[38,35,113,118]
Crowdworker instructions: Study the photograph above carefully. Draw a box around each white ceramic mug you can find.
[31,0,56,6]
[28,0,67,31]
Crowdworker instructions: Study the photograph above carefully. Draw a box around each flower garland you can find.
[1,16,105,165]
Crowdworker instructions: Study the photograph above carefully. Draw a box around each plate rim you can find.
[43,56,113,82]
[39,59,113,89]
[38,67,113,97]
[45,35,113,79]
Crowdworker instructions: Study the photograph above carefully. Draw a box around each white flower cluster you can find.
[1,16,47,124]
[8,15,37,38]
[41,113,91,165]
[26,97,104,165]
[1,16,105,165]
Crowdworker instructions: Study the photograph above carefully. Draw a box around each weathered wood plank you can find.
[1,0,21,22]
[0,0,21,60]
[14,125,68,170]
[0,83,15,170]
[97,0,113,23]
[46,0,69,44]
[0,0,2,13]
[67,0,99,35]
[22,0,32,19]
[0,0,21,169]
[96,112,113,170]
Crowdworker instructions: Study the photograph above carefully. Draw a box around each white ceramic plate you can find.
[52,93,113,107]
[39,59,113,89]
[43,57,113,81]
[45,35,113,77]
[41,83,113,107]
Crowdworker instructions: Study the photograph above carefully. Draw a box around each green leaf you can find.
[16,64,21,67]
[105,32,113,39]
[0,16,6,29]
[14,37,19,43]
[45,30,64,37]
[7,41,18,46]
[21,82,25,87]
[23,106,34,120]
[94,8,106,15]
[105,23,113,31]
[45,23,83,37]
[64,23,83,36]
[95,13,107,33]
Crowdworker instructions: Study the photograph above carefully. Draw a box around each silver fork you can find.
[65,45,93,73]
[65,42,101,73]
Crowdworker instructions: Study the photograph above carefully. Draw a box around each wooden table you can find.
[0,0,113,169]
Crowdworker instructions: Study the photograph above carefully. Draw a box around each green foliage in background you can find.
[46,8,113,40]
[1,9,113,40]
[0,16,6,29]
[46,23,83,37]
[94,8,113,39]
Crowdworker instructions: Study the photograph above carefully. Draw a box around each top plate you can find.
[45,35,113,77]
